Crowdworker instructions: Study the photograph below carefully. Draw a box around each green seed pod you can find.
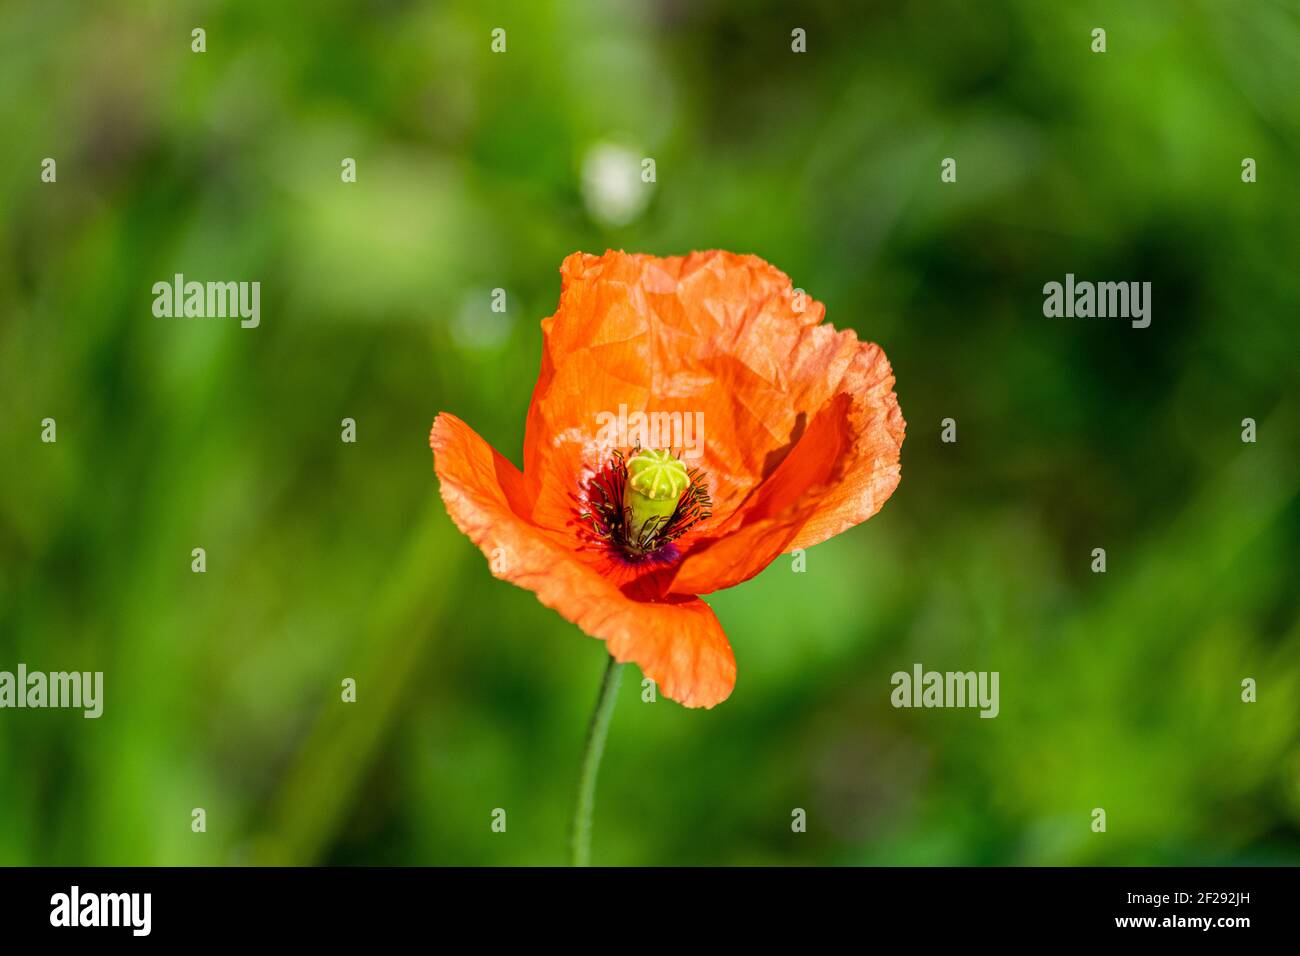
[624,449,691,545]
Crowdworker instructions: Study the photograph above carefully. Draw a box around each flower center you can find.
[579,448,712,562]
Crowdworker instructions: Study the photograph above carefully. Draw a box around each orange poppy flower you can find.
[430,250,905,708]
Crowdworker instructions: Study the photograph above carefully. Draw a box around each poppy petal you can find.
[520,250,904,591]
[784,338,905,551]
[672,339,903,590]
[667,392,853,594]
[522,250,833,534]
[522,252,902,537]
[431,413,737,708]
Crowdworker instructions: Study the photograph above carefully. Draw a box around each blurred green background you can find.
[2,0,1298,866]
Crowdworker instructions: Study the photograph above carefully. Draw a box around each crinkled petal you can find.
[522,250,904,586]
[667,393,853,594]
[785,339,904,551]
[523,250,830,532]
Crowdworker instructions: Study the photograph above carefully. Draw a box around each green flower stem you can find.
[570,654,624,866]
